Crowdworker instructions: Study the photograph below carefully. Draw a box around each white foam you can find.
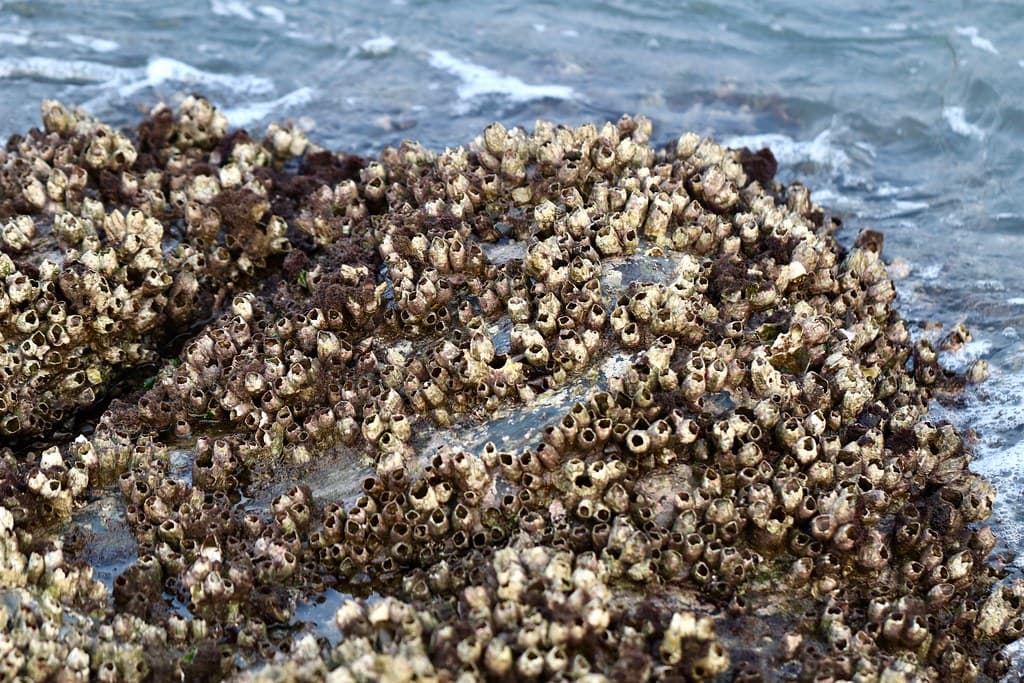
[118,57,274,98]
[428,50,574,102]
[0,56,127,83]
[808,187,839,204]
[894,200,928,214]
[942,338,993,372]
[359,36,397,57]
[930,338,1024,584]
[222,87,316,127]
[1003,639,1024,683]
[0,31,30,46]
[561,29,579,38]
[939,359,1024,476]
[66,34,119,53]
[867,198,930,219]
[875,182,907,197]
[943,106,985,140]
[257,5,286,24]
[211,0,256,20]
[972,425,1024,479]
[886,258,912,280]
[1007,297,1024,305]
[722,129,852,178]
[954,26,999,55]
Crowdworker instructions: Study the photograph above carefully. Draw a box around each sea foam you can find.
[722,129,853,179]
[954,26,999,56]
[943,106,985,140]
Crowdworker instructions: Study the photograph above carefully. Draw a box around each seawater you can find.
[3,0,1024,672]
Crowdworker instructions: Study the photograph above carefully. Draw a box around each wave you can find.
[0,31,30,46]
[722,129,853,178]
[222,87,316,127]
[210,0,286,24]
[66,34,120,53]
[428,50,574,102]
[118,57,274,98]
[0,54,274,101]
[0,56,128,83]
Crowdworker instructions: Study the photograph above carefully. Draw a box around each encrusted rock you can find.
[0,98,1017,681]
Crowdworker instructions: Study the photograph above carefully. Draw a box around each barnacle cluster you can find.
[0,97,1019,681]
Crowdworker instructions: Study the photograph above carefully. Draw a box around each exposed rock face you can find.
[0,98,1016,681]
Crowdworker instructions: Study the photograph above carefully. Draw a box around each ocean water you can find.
[3,0,1024,672]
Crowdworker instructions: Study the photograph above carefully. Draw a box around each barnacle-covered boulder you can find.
[0,97,1018,681]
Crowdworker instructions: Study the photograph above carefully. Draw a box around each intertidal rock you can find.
[0,97,1018,681]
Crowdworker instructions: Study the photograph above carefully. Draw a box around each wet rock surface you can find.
[0,98,1020,681]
